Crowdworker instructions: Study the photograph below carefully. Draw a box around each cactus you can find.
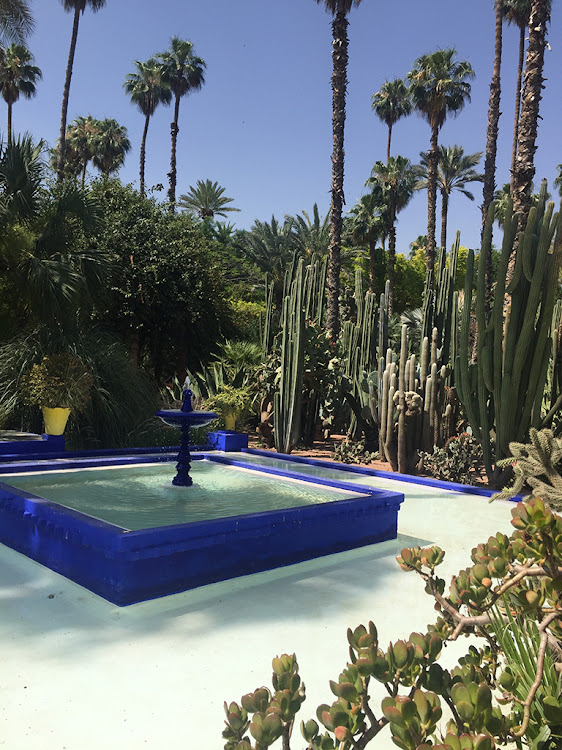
[260,276,274,355]
[274,259,305,454]
[455,183,562,487]
[272,255,330,453]
[379,324,457,474]
[422,231,461,373]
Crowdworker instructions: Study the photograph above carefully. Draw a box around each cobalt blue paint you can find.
[207,431,249,451]
[241,448,525,503]
[0,454,403,606]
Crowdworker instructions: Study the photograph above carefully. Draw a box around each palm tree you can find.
[415,146,483,251]
[347,190,388,293]
[124,58,171,196]
[493,180,548,228]
[511,0,551,230]
[407,49,474,279]
[65,114,99,185]
[236,216,294,308]
[503,0,530,191]
[57,0,106,184]
[158,37,205,210]
[0,0,33,44]
[178,179,239,219]
[0,133,43,226]
[367,155,417,312]
[0,136,105,328]
[0,43,41,141]
[314,0,363,344]
[288,203,330,257]
[371,78,412,163]
[555,164,562,198]
[91,118,130,177]
[482,0,503,253]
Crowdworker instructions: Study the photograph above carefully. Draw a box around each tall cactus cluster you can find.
[455,183,562,487]
[273,256,328,453]
[379,324,456,473]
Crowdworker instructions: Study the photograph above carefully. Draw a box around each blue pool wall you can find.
[240,448,525,503]
[0,453,403,605]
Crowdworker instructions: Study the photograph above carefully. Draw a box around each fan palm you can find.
[371,78,412,163]
[407,49,474,279]
[314,0,362,344]
[178,179,239,219]
[367,156,417,313]
[0,43,41,141]
[0,136,105,329]
[0,0,33,44]
[0,133,42,227]
[511,0,551,229]
[91,118,130,177]
[158,37,205,210]
[65,114,100,186]
[287,203,330,257]
[56,0,106,184]
[124,58,171,196]
[415,145,483,251]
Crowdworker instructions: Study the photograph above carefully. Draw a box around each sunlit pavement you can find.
[0,469,515,750]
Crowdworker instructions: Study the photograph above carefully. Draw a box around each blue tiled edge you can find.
[0,453,404,605]
[240,448,525,503]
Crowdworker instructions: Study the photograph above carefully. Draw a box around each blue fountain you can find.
[155,378,217,486]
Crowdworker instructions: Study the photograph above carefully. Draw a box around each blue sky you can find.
[10,0,562,254]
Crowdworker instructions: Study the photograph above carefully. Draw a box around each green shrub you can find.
[419,432,483,485]
[333,438,378,465]
[20,354,93,411]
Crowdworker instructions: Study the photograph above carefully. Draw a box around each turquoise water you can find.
[3,460,366,531]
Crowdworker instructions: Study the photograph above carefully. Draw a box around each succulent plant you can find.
[223,498,562,750]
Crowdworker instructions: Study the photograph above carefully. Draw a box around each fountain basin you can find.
[154,409,217,429]
[0,454,403,605]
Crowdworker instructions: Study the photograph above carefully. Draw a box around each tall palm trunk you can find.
[167,94,181,211]
[386,123,392,164]
[482,0,503,303]
[57,6,81,184]
[7,102,12,142]
[512,0,549,232]
[81,159,87,187]
[510,23,526,195]
[140,112,150,196]
[440,190,449,252]
[326,9,348,344]
[425,124,439,278]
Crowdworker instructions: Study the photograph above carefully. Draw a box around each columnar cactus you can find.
[455,183,562,486]
[274,259,305,454]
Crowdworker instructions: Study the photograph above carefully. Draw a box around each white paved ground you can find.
[0,466,516,750]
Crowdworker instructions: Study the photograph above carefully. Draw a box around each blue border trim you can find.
[0,454,404,605]
[240,448,525,503]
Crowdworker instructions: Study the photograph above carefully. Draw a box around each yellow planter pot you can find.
[224,412,237,431]
[41,407,71,436]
